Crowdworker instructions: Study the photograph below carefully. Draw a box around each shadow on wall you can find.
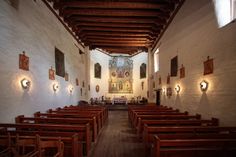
[161,94,167,105]
[20,90,34,115]
[174,94,182,109]
[5,0,19,9]
[196,92,212,118]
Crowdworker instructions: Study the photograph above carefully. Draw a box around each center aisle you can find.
[89,110,146,157]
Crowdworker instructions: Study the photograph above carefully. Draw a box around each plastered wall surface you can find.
[89,49,111,99]
[151,0,236,126]
[0,0,87,122]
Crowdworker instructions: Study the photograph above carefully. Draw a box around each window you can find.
[154,48,159,72]
[213,0,236,28]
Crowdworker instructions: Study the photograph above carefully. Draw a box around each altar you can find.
[112,97,127,105]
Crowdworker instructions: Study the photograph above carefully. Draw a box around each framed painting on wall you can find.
[204,56,213,75]
[55,47,65,77]
[167,74,170,84]
[76,78,79,86]
[140,63,146,79]
[94,63,101,79]
[49,67,55,80]
[180,64,185,78]
[170,56,178,77]
[95,85,99,93]
[65,73,69,81]
[19,51,29,71]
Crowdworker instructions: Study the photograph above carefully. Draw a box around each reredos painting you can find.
[108,56,133,93]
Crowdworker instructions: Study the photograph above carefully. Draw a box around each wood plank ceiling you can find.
[47,0,184,55]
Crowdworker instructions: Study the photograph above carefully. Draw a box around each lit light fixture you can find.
[175,85,181,93]
[200,80,208,92]
[69,86,73,93]
[162,88,166,94]
[53,83,59,92]
[21,78,31,89]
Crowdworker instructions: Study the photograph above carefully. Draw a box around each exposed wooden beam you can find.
[85,37,151,42]
[76,26,156,34]
[47,0,184,55]
[74,21,161,29]
[86,39,152,44]
[90,42,150,47]
[67,16,166,25]
[152,0,185,51]
[59,1,171,11]
[42,0,84,48]
[105,50,139,54]
[91,45,148,52]
[91,45,146,49]
[78,31,156,39]
[81,35,155,40]
[104,48,139,52]
[62,9,169,18]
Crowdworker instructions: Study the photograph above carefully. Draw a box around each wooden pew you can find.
[0,133,11,156]
[134,114,201,129]
[10,134,65,157]
[132,111,189,128]
[130,109,181,126]
[48,110,105,129]
[62,105,108,122]
[61,105,108,123]
[1,130,82,157]
[37,135,64,157]
[34,111,103,133]
[16,115,98,142]
[128,106,174,122]
[152,135,236,157]
[0,123,91,156]
[137,118,219,139]
[143,125,236,153]
[12,134,39,157]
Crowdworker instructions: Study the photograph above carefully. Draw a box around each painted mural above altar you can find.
[109,56,133,93]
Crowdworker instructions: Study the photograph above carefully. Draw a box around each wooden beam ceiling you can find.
[58,1,172,11]
[46,0,185,55]
[62,9,170,19]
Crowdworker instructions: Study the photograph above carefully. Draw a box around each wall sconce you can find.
[200,80,208,92]
[175,85,181,93]
[53,83,59,92]
[21,78,31,89]
[69,86,73,93]
[162,88,166,94]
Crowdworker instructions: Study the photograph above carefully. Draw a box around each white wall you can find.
[89,51,148,100]
[151,0,236,126]
[89,49,111,99]
[132,53,148,98]
[0,0,87,122]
